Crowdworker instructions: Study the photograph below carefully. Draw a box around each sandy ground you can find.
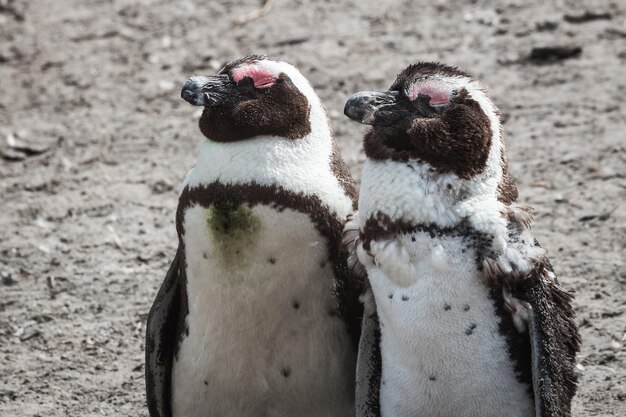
[0,0,624,416]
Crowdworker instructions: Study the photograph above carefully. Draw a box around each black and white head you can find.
[181,55,357,209]
[345,62,517,204]
[182,55,328,143]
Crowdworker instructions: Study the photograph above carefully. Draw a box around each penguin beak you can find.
[344,91,400,125]
[181,74,234,107]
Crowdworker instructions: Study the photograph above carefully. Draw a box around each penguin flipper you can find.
[355,290,382,417]
[145,247,183,417]
[519,261,581,417]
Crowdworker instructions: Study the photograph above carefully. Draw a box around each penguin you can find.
[145,55,363,417]
[342,62,581,417]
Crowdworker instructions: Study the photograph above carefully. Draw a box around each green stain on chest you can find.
[206,201,262,265]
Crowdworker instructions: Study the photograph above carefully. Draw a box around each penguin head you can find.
[182,55,324,143]
[345,62,515,201]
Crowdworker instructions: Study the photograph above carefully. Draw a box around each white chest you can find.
[364,233,534,417]
[171,203,355,417]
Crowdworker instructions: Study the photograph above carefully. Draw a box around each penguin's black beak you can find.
[181,74,234,107]
[344,91,404,126]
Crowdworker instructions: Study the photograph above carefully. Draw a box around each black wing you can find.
[514,261,581,417]
[355,293,382,417]
[145,247,183,417]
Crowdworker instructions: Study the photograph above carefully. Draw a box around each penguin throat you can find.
[358,158,507,232]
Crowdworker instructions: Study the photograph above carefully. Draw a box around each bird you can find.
[342,62,581,417]
[145,55,363,417]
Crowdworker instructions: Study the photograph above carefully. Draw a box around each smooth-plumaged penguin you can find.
[145,55,362,417]
[342,62,581,417]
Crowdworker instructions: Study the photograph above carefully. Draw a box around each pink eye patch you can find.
[231,65,276,89]
[407,80,452,106]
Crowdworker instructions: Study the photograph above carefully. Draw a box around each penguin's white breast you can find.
[366,233,534,417]
[171,203,354,417]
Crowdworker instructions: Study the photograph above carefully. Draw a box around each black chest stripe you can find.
[360,212,496,271]
[175,181,363,348]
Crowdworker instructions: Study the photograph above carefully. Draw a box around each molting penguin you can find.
[145,55,362,417]
[342,62,581,417]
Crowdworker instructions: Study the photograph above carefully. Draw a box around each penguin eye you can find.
[407,81,452,107]
[231,64,276,90]
[237,77,256,95]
